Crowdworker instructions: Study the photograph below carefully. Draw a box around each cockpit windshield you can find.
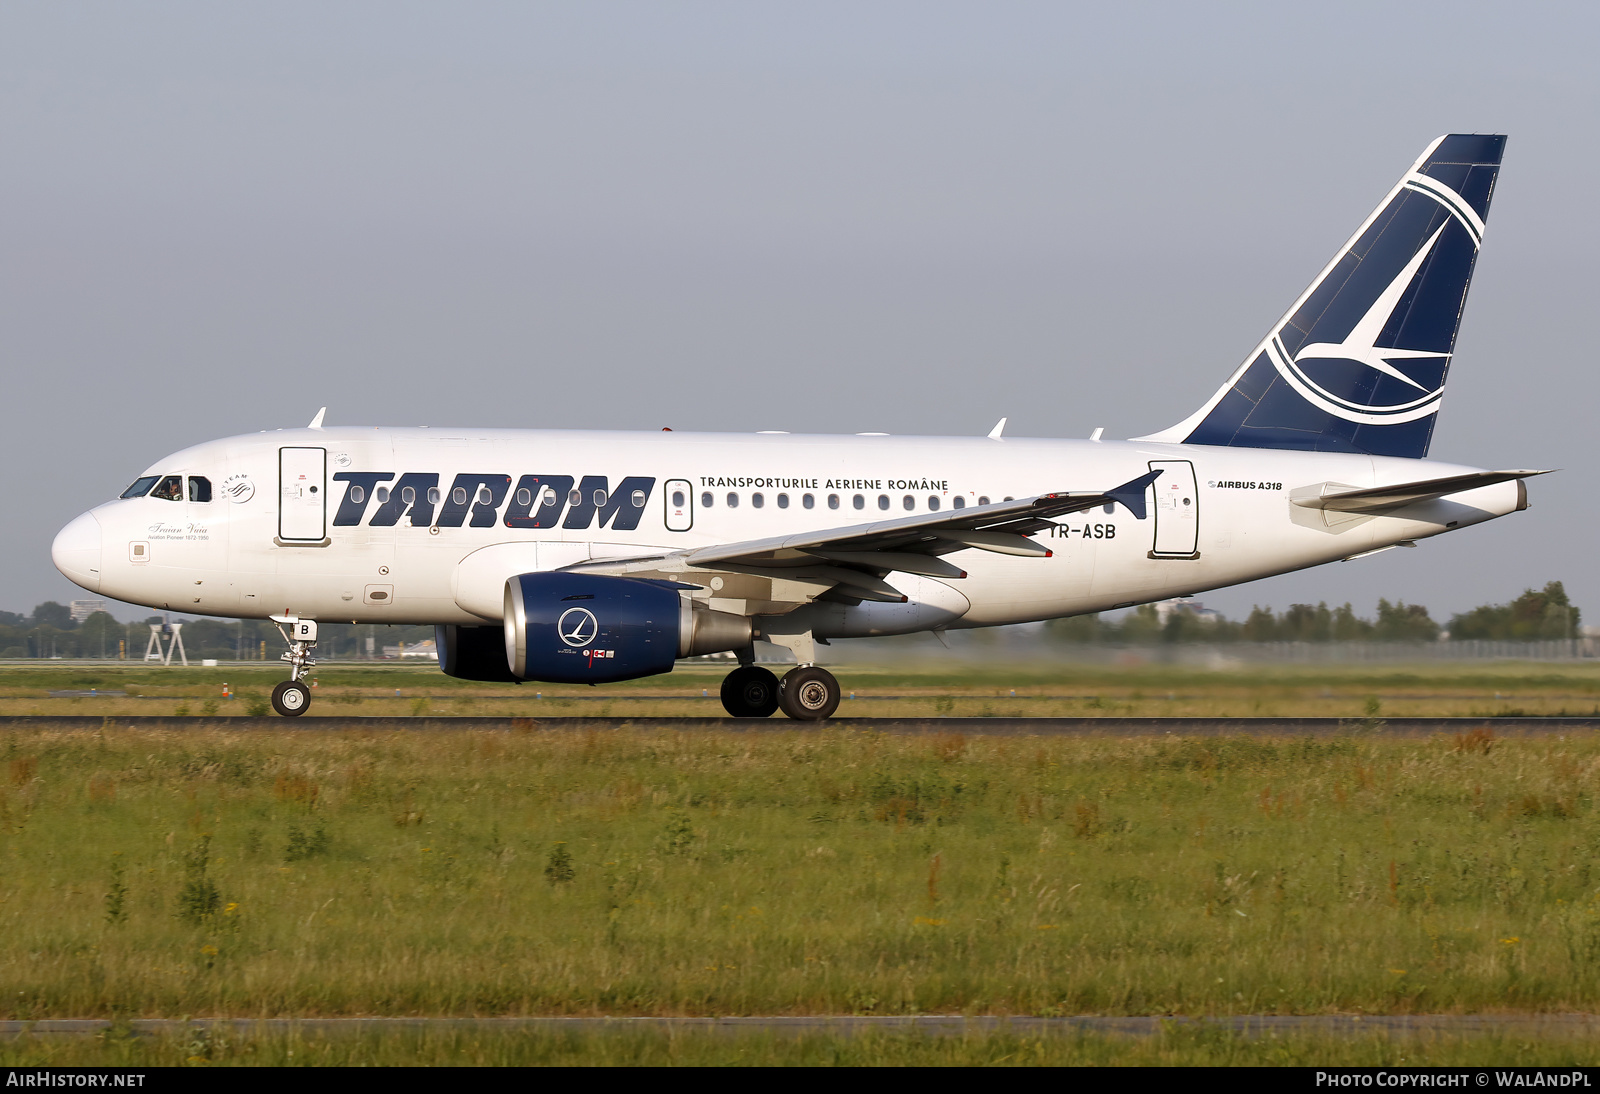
[120,476,159,499]
[149,475,184,502]
[120,474,211,501]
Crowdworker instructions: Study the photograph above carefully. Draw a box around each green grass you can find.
[3,1023,1597,1067]
[2,723,1599,1019]
[5,659,1600,720]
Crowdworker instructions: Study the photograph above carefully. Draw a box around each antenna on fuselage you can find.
[987,417,1007,439]
[308,407,327,430]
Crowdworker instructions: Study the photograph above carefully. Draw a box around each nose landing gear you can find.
[269,615,318,718]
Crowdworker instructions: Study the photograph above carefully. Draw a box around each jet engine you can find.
[502,572,751,684]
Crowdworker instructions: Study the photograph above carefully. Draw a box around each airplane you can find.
[53,133,1541,720]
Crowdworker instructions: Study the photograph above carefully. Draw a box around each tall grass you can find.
[0,725,1597,1017]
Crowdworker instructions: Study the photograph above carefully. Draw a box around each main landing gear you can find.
[719,662,842,721]
[269,615,319,718]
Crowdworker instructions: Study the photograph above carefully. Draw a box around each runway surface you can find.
[1,714,1597,735]
[3,1015,1596,1039]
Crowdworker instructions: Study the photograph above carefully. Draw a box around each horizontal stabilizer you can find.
[1291,470,1548,513]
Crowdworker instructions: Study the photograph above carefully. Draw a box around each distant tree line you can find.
[0,581,1583,658]
[1045,581,1581,645]
[0,606,437,661]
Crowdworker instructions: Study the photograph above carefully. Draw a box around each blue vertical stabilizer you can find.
[1141,135,1505,458]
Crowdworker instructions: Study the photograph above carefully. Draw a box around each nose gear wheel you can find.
[271,680,311,718]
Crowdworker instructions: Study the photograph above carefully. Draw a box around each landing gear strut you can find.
[270,615,318,718]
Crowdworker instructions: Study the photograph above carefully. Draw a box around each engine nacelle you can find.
[436,623,520,683]
[503,572,752,684]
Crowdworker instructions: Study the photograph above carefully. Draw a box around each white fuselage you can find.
[53,427,1525,639]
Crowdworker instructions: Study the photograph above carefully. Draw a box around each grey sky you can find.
[4,1,1596,623]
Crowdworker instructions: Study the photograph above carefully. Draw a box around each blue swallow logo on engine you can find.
[558,607,599,648]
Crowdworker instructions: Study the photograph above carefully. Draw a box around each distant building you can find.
[70,599,108,623]
[382,639,439,660]
[1153,598,1220,625]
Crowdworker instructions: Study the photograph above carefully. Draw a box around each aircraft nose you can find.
[52,511,103,592]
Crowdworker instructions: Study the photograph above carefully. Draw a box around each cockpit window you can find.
[150,475,184,501]
[120,476,159,499]
[188,477,212,503]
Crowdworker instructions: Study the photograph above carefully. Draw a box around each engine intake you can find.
[503,572,751,684]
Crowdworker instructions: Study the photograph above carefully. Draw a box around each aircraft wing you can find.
[681,469,1159,567]
[565,470,1161,604]
[1291,470,1549,513]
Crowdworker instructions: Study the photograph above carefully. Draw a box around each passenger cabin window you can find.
[120,476,159,499]
[1103,503,1115,514]
[928,496,940,511]
[516,488,532,506]
[752,493,764,509]
[726,492,739,508]
[568,488,582,506]
[952,496,965,509]
[777,493,789,509]
[631,489,647,508]
[477,486,493,505]
[150,476,183,501]
[377,486,391,504]
[348,485,365,505]
[426,487,441,506]
[400,486,415,504]
[852,494,864,510]
[978,495,990,506]
[902,495,914,511]
[804,493,815,509]
[701,492,714,508]
[452,487,468,505]
[539,486,557,506]
[593,489,607,507]
[877,495,890,511]
[672,490,686,507]
[828,494,839,510]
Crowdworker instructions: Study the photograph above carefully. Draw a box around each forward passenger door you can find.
[279,447,327,543]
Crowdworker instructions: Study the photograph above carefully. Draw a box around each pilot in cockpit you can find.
[149,475,184,501]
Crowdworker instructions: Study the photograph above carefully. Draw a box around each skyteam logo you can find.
[1265,173,1485,427]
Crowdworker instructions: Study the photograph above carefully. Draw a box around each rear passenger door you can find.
[1147,459,1200,559]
